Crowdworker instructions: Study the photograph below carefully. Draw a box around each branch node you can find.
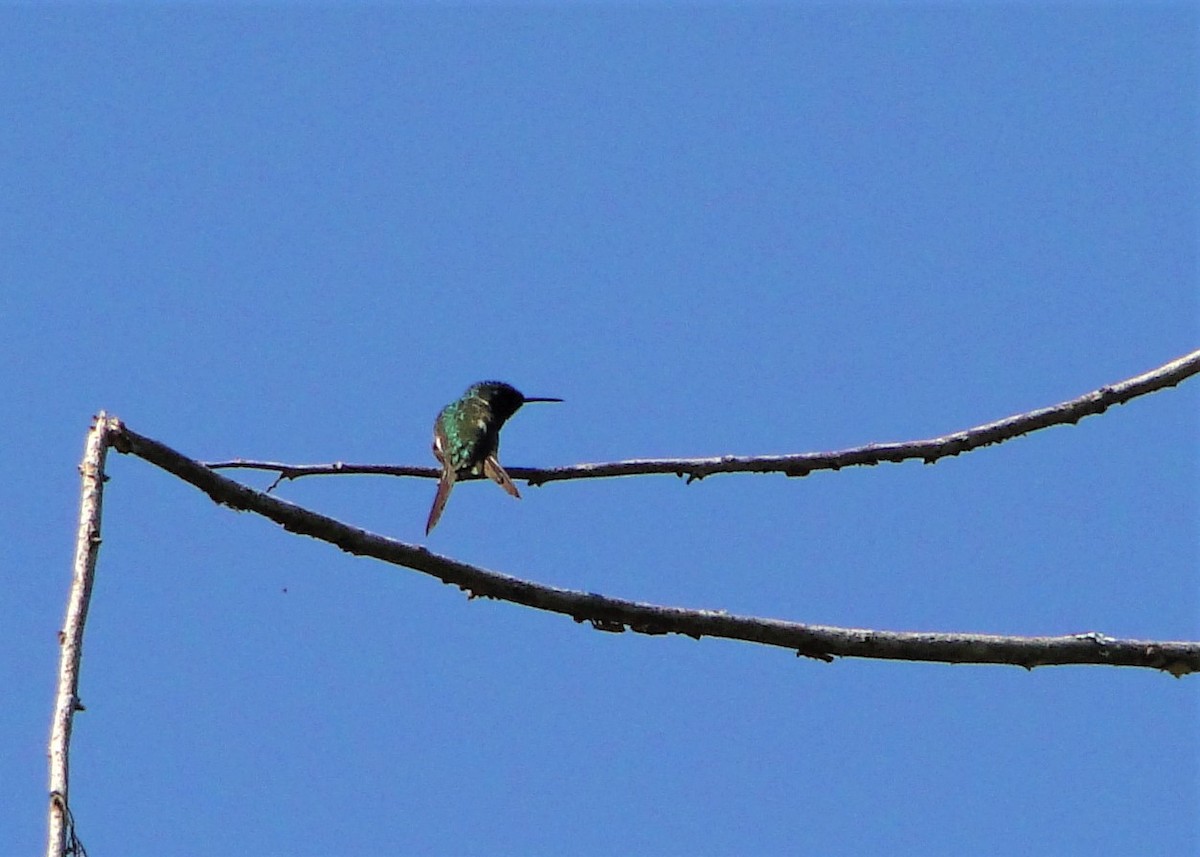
[108,429,131,455]
[1165,661,1193,678]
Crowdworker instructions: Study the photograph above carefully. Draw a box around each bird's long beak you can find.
[523,396,563,403]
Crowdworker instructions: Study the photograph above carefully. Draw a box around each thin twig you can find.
[112,421,1199,674]
[47,414,113,857]
[204,347,1200,486]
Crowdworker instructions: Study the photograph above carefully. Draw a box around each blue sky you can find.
[4,5,1197,855]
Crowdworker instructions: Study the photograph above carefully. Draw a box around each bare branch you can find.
[48,414,115,857]
[204,460,441,490]
[112,420,1199,675]
[204,347,1200,486]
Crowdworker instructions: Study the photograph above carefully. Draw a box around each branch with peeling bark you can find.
[204,347,1200,488]
[47,413,113,857]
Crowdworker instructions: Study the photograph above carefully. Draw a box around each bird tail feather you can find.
[483,456,521,499]
[425,471,456,534]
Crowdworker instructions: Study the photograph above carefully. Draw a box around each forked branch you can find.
[109,421,1199,674]
[45,351,1200,853]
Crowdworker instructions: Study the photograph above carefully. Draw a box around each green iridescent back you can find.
[435,394,503,474]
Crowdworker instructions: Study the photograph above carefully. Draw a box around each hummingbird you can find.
[425,381,563,534]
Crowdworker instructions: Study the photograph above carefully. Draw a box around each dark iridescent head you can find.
[465,381,562,422]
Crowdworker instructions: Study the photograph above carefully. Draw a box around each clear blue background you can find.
[4,5,1197,855]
